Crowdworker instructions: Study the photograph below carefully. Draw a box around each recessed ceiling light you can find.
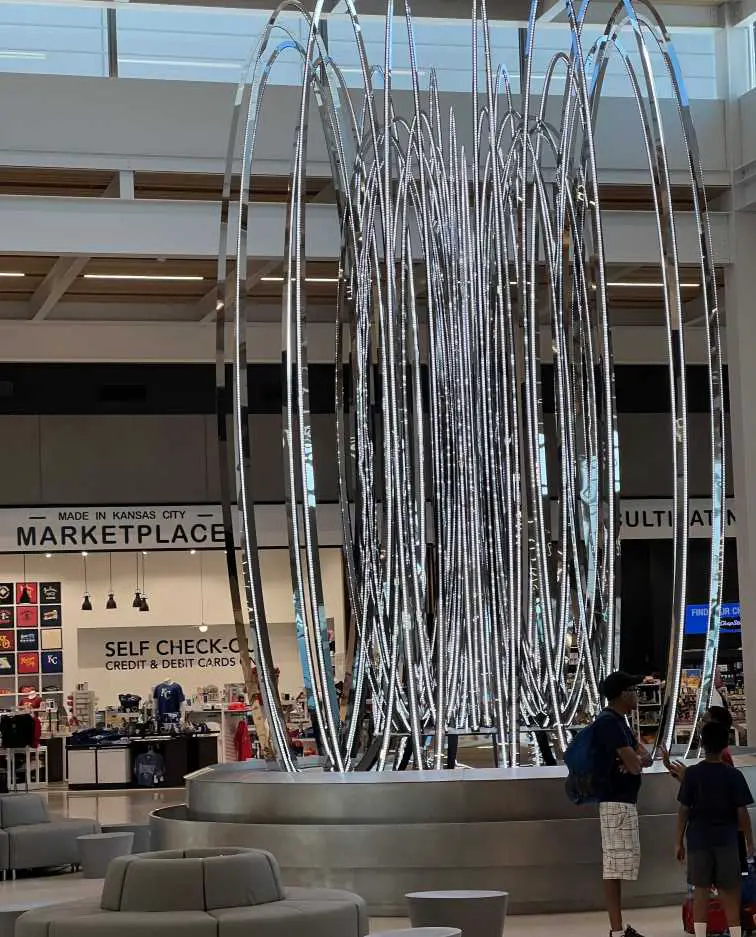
[120,56,241,71]
[0,51,45,61]
[83,274,205,282]
[260,276,339,284]
[81,552,88,557]
[607,281,699,288]
[45,553,52,559]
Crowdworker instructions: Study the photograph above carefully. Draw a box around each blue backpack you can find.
[564,719,604,805]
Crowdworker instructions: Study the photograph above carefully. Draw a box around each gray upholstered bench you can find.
[406,890,509,937]
[0,792,99,878]
[17,846,368,937]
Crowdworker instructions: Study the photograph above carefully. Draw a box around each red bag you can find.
[682,891,728,936]
[682,889,756,935]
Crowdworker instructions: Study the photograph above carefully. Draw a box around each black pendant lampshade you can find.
[138,553,149,612]
[132,554,141,607]
[106,554,116,609]
[19,555,30,604]
[81,553,92,611]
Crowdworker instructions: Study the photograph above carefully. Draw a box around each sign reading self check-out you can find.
[78,626,240,672]
[0,499,738,553]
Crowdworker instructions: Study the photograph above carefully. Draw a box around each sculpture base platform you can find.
[151,762,755,916]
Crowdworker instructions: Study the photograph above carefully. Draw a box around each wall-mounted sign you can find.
[617,499,736,540]
[9,506,227,553]
[0,498,738,553]
[684,602,741,636]
[0,504,344,552]
[78,625,241,673]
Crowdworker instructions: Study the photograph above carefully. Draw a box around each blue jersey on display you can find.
[154,681,184,717]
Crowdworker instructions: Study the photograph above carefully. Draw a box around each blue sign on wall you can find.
[684,603,741,635]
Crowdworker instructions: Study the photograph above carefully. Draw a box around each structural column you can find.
[724,210,756,733]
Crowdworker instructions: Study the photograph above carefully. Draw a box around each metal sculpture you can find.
[214,0,725,770]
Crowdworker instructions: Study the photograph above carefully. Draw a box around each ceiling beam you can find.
[27,175,120,322]
[0,198,731,267]
[0,319,718,366]
[197,258,282,324]
[28,256,91,322]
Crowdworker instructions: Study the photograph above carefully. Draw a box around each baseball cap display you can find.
[0,582,65,700]
[41,605,61,625]
[16,583,36,605]
[16,606,38,628]
[39,583,61,604]
[17,630,38,651]
[41,629,62,651]
[17,652,39,675]
[41,651,62,674]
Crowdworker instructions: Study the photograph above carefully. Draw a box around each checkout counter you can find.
[67,733,218,789]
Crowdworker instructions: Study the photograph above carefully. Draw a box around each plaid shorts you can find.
[599,801,641,881]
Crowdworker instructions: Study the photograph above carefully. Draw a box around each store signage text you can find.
[11,506,227,552]
[0,498,738,552]
[104,637,241,671]
[78,628,241,673]
[617,500,737,539]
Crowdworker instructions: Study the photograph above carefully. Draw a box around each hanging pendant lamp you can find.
[106,553,117,609]
[132,553,142,608]
[138,553,149,612]
[19,554,31,604]
[81,553,92,611]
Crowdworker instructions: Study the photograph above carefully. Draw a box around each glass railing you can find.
[0,0,721,100]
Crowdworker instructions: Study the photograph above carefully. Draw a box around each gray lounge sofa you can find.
[0,793,99,877]
[17,847,368,937]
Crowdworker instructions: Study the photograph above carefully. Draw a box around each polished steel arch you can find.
[213,0,725,770]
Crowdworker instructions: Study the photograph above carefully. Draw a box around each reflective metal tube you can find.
[216,0,723,770]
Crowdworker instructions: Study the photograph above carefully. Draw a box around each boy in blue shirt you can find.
[676,720,754,937]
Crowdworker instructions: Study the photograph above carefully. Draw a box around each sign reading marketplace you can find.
[0,500,738,552]
[11,505,228,552]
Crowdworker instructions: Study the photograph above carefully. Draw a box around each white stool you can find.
[77,831,134,878]
[406,890,509,937]
[5,747,46,791]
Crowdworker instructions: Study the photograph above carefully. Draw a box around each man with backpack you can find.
[592,671,652,937]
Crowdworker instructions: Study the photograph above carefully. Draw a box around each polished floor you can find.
[0,788,683,936]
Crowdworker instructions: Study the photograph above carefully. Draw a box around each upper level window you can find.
[0,2,107,77]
